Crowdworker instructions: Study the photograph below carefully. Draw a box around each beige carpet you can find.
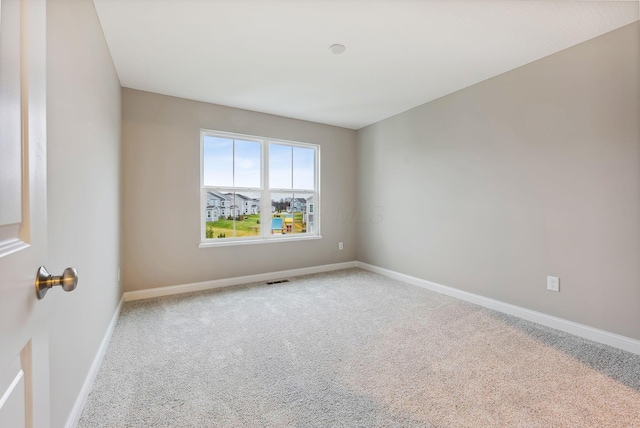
[79,268,640,427]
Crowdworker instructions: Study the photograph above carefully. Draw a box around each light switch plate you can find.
[547,276,560,292]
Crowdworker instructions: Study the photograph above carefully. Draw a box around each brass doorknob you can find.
[35,266,78,300]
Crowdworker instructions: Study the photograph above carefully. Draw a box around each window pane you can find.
[292,193,313,234]
[270,192,293,235]
[203,136,233,187]
[234,140,261,188]
[269,144,292,189]
[234,192,261,237]
[293,147,315,190]
[204,190,235,239]
[205,191,262,239]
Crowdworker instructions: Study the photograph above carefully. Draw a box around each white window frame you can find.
[199,129,321,247]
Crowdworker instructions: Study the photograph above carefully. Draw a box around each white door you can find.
[0,0,50,426]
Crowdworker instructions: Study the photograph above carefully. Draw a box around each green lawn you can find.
[206,214,261,238]
[206,212,306,238]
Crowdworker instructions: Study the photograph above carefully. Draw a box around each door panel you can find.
[0,0,49,426]
[0,0,23,228]
[0,0,28,258]
[0,356,26,427]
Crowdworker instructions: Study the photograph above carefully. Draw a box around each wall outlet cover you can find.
[547,276,560,292]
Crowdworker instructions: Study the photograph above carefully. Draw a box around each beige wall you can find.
[122,89,357,291]
[357,23,640,340]
[47,0,122,426]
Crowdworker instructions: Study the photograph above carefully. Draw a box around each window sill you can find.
[199,235,322,248]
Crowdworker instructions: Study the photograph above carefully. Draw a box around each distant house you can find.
[205,191,240,221]
[221,193,240,218]
[235,193,259,215]
[305,196,315,233]
[205,206,219,222]
[205,191,224,221]
[290,197,307,213]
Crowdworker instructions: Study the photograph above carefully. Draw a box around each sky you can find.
[203,136,315,190]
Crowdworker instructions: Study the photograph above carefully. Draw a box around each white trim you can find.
[0,238,28,259]
[198,234,322,248]
[200,129,321,245]
[124,261,358,302]
[65,294,125,428]
[356,262,640,355]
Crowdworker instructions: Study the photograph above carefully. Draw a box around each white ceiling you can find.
[92,0,639,130]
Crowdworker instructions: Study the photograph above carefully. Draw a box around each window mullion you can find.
[200,131,205,242]
[261,140,269,238]
[290,146,294,190]
[232,139,235,187]
[270,188,314,193]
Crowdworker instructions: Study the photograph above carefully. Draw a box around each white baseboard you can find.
[356,262,640,355]
[123,261,359,302]
[65,294,124,428]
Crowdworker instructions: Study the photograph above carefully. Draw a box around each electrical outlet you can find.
[338,242,344,250]
[547,276,559,292]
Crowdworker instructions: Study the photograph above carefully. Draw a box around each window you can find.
[200,130,320,245]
